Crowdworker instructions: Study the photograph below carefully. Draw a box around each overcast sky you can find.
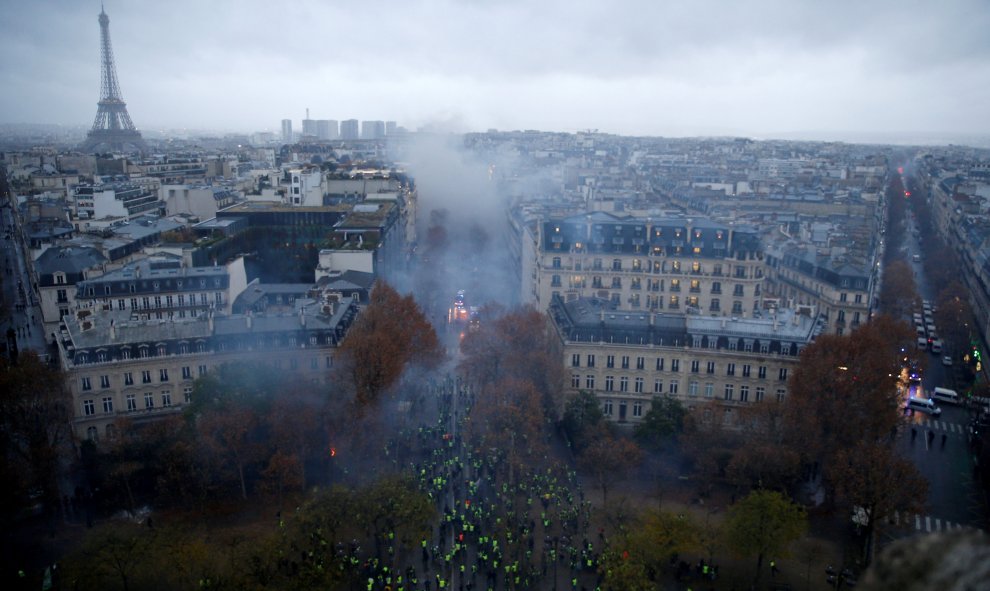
[2,0,988,141]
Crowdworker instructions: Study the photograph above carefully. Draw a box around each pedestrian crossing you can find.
[916,420,966,434]
[887,511,977,533]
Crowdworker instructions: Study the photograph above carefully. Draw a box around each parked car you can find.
[942,355,953,366]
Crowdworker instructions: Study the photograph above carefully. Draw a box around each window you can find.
[742,364,751,378]
[724,384,734,401]
[606,355,615,369]
[704,383,714,398]
[711,281,722,294]
[634,377,644,393]
[183,387,193,403]
[198,365,208,376]
[690,360,700,373]
[633,402,643,418]
[86,426,98,441]
[732,301,743,314]
[733,284,744,296]
[688,381,699,397]
[726,363,736,376]
[126,394,137,411]
[744,340,754,353]
[840,292,848,303]
[166,295,173,307]
[654,379,664,393]
[326,356,333,368]
[182,366,192,379]
[587,355,595,368]
[778,368,788,381]
[669,380,679,394]
[740,385,750,402]
[585,375,595,389]
[669,295,679,308]
[83,399,95,416]
[670,359,680,372]
[776,388,787,402]
[124,372,133,386]
[81,377,92,391]
[621,356,630,369]
[758,366,767,379]
[605,376,614,392]
[102,396,114,413]
[159,368,169,382]
[670,279,681,292]
[571,374,581,388]
[571,354,581,367]
[619,377,628,392]
[144,393,154,409]
[603,400,613,416]
[311,357,319,370]
[215,292,222,304]
[756,387,765,402]
[100,375,110,388]
[655,357,665,371]
[636,357,645,370]
[552,256,562,269]
[161,392,172,408]
[760,342,770,354]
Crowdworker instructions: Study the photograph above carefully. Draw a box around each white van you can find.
[930,339,943,354]
[932,387,959,404]
[906,397,942,416]
[916,337,928,350]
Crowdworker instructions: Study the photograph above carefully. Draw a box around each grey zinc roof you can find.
[35,246,107,276]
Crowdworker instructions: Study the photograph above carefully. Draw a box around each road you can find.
[883,202,988,541]
[1,201,49,360]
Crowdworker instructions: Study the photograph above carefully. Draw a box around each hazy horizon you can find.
[2,0,989,144]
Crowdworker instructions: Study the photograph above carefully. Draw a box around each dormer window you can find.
[55,273,66,285]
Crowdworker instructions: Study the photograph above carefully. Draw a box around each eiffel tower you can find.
[79,7,146,153]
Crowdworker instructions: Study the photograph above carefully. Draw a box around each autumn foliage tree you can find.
[338,281,443,412]
[725,489,807,587]
[458,306,566,419]
[831,442,928,566]
[0,352,72,521]
[578,428,644,507]
[878,259,919,319]
[465,377,548,486]
[784,316,913,470]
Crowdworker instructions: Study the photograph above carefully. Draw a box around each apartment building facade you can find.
[58,301,358,440]
[549,295,816,424]
[530,212,766,317]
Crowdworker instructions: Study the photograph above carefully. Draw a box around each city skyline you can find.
[1,0,989,144]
